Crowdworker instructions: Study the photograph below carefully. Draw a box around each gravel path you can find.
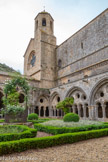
[36,131,52,137]
[1,136,108,162]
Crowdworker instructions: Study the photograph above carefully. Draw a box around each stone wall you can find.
[56,9,108,85]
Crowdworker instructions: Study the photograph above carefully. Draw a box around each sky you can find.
[0,0,107,74]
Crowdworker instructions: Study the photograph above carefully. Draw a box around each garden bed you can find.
[41,119,102,127]
[0,125,37,142]
[34,122,108,135]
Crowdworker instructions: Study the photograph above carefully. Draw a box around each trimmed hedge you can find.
[0,125,37,142]
[28,113,38,120]
[63,113,79,122]
[0,119,4,123]
[34,123,108,135]
[0,128,108,155]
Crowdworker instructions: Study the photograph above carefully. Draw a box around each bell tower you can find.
[24,11,57,88]
[34,10,54,37]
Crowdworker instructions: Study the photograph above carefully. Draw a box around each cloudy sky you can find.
[0,0,107,73]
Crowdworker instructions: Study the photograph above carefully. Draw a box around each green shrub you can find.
[0,125,37,142]
[28,113,38,120]
[34,123,108,135]
[0,119,4,123]
[63,113,79,122]
[0,128,108,155]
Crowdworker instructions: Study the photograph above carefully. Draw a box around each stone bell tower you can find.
[24,11,57,88]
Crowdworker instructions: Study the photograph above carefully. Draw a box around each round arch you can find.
[89,78,108,106]
[50,92,60,103]
[65,86,87,98]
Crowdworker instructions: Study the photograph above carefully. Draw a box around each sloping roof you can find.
[35,11,54,21]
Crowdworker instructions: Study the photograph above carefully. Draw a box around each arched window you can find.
[42,18,46,26]
[28,51,36,70]
[58,59,62,68]
[36,20,38,30]
[30,54,36,67]
[50,21,53,31]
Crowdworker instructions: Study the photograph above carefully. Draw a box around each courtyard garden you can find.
[0,75,108,157]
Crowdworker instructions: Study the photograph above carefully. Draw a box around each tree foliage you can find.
[2,74,30,122]
[3,74,30,106]
[56,97,74,114]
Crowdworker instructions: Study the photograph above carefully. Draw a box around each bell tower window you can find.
[42,18,46,26]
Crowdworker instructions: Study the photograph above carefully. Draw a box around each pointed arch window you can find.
[30,54,36,67]
[28,51,36,69]
[42,18,46,26]
[58,59,62,68]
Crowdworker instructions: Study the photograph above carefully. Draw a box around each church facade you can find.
[0,9,108,120]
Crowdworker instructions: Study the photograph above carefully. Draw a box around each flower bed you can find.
[34,123,108,135]
[0,125,37,142]
[0,128,108,155]
[41,120,102,127]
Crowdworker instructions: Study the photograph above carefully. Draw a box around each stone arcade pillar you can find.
[44,108,46,117]
[102,103,106,119]
[73,105,75,113]
[77,105,81,117]
[57,109,59,117]
[38,107,40,117]
[95,105,98,119]
[89,106,92,119]
[54,109,56,117]
[49,108,53,117]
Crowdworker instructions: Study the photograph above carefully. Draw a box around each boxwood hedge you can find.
[34,123,108,135]
[0,125,37,142]
[0,128,108,155]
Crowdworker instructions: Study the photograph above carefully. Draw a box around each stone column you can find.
[49,108,53,117]
[54,109,56,117]
[44,108,46,117]
[95,105,98,119]
[28,108,30,115]
[77,105,81,117]
[38,107,40,117]
[73,105,75,113]
[89,106,92,119]
[102,103,106,119]
[57,110,59,117]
